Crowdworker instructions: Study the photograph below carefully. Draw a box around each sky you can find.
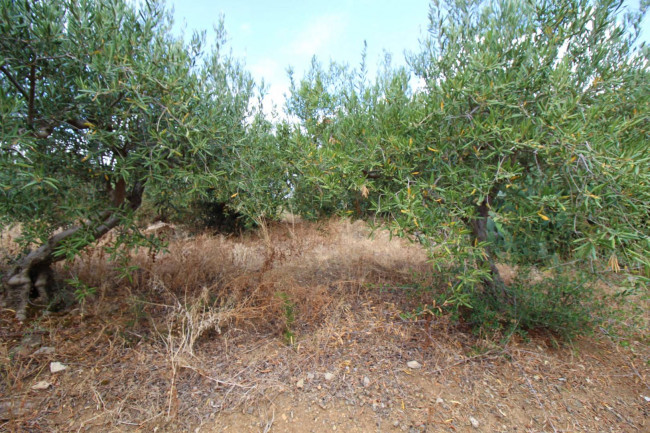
[166,0,431,113]
[165,0,649,113]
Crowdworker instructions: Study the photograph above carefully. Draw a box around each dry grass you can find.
[61,217,432,338]
[0,217,648,432]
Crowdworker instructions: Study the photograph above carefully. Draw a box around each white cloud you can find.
[288,13,348,56]
[249,58,289,116]
[249,58,280,81]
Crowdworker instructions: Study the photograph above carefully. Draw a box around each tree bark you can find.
[470,199,509,302]
[1,182,144,321]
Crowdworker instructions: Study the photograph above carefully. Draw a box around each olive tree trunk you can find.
[1,182,144,321]
[470,199,508,301]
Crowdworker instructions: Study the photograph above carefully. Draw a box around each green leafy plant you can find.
[277,292,297,345]
[66,276,96,315]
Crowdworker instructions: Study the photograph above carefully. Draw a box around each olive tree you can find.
[285,0,648,331]
[393,0,649,302]
[283,53,423,219]
[0,0,259,320]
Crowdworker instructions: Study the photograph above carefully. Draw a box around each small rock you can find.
[469,416,479,428]
[393,420,400,427]
[31,381,52,390]
[436,397,444,404]
[362,376,370,387]
[50,362,67,373]
[324,372,335,381]
[307,373,315,380]
[296,379,304,389]
[642,395,650,402]
[33,346,55,356]
[407,361,422,369]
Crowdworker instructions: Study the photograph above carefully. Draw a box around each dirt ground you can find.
[1,218,648,432]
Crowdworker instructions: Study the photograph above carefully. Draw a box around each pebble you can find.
[324,372,335,381]
[363,376,370,387]
[469,416,479,428]
[307,373,315,380]
[31,381,52,390]
[407,361,422,369]
[296,379,304,389]
[50,362,67,373]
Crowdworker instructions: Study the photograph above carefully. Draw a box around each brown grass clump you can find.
[51,217,433,354]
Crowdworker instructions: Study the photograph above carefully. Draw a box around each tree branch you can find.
[0,65,30,100]
[25,116,109,139]
[28,64,36,126]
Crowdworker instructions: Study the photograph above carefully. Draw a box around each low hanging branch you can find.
[1,181,145,321]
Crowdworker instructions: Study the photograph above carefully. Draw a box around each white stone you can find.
[50,362,67,373]
[407,361,422,369]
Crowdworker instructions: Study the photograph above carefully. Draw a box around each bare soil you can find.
[1,218,648,432]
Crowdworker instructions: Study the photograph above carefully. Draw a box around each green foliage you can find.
[277,291,297,345]
[410,0,648,266]
[285,0,649,335]
[1,0,647,335]
[66,276,96,304]
[463,270,599,339]
[0,0,277,261]
[283,51,424,219]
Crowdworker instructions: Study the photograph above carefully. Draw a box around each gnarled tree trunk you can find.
[1,182,144,321]
[470,199,509,302]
